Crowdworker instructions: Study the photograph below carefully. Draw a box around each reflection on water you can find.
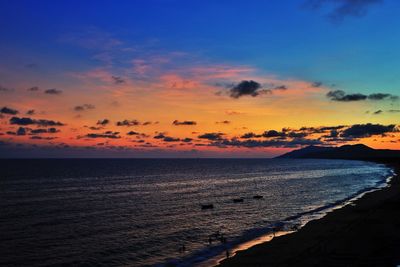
[0,159,391,266]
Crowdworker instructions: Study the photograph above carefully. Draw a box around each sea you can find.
[0,158,393,266]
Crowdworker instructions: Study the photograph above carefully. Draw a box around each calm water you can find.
[0,159,392,266]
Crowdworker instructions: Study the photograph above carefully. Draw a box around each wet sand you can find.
[219,160,400,267]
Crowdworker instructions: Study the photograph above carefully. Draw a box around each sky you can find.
[0,0,399,158]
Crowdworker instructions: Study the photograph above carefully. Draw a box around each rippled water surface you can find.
[0,159,391,266]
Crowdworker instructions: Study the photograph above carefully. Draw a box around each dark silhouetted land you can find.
[220,144,400,267]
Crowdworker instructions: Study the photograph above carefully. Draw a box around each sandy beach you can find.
[219,159,400,267]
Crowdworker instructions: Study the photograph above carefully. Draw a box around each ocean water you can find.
[0,159,392,266]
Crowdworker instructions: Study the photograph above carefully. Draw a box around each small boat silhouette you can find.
[233,198,244,203]
[253,195,263,199]
[201,204,214,210]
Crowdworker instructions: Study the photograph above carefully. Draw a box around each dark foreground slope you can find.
[220,145,400,267]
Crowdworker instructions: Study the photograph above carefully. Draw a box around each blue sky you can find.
[2,0,400,94]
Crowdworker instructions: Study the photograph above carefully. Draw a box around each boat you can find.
[201,204,214,210]
[233,198,244,203]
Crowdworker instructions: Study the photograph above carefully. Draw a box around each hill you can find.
[277,144,400,160]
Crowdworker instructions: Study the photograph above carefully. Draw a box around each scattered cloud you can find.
[163,136,180,142]
[229,80,264,98]
[304,0,383,22]
[327,90,397,102]
[127,131,140,135]
[368,93,398,101]
[154,133,166,139]
[327,90,367,101]
[33,128,60,134]
[97,119,110,125]
[84,131,121,139]
[1,107,19,115]
[44,88,63,95]
[198,132,225,140]
[172,120,197,126]
[241,132,262,139]
[16,127,27,136]
[311,81,323,88]
[216,120,231,124]
[213,137,323,148]
[27,86,39,92]
[341,123,397,138]
[0,85,13,92]
[74,104,95,112]
[116,119,140,126]
[225,110,244,116]
[111,76,125,84]
[9,117,65,127]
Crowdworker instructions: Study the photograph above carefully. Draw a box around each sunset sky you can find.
[0,0,399,157]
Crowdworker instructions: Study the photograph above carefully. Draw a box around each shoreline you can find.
[218,159,400,267]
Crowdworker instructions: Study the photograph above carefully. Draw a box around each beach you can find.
[219,159,400,267]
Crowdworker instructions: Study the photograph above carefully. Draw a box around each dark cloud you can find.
[112,76,125,84]
[16,127,27,136]
[181,138,193,142]
[87,126,101,130]
[216,120,231,124]
[326,90,367,101]
[85,131,121,139]
[154,133,166,139]
[305,0,383,22]
[287,132,308,138]
[27,86,39,92]
[327,90,398,102]
[318,125,346,131]
[311,81,323,87]
[1,107,19,115]
[30,128,60,134]
[44,88,62,95]
[30,136,57,140]
[30,129,47,134]
[116,119,140,126]
[163,136,180,142]
[213,137,323,148]
[172,120,197,126]
[241,132,262,139]
[327,129,339,138]
[262,130,286,138]
[48,128,59,133]
[127,131,140,135]
[368,93,398,101]
[341,123,397,138]
[198,132,225,141]
[229,80,263,98]
[97,119,110,126]
[10,117,65,127]
[26,110,35,115]
[74,104,95,112]
[273,85,287,90]
[0,85,13,92]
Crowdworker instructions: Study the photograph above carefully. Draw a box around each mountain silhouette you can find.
[277,144,400,160]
